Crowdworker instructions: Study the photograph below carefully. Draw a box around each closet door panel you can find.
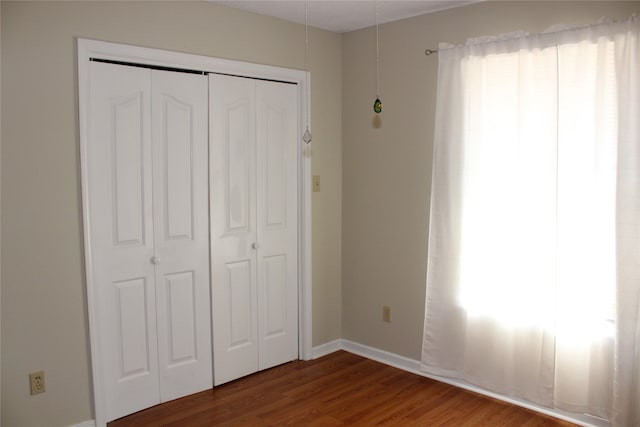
[210,74,259,386]
[152,70,212,401]
[263,254,287,335]
[256,81,299,370]
[164,271,197,361]
[88,61,160,421]
[227,259,254,347]
[116,277,151,377]
[112,95,146,244]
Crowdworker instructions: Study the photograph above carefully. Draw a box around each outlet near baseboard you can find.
[30,370,45,395]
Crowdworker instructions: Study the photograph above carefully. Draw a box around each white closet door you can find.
[255,80,299,370]
[88,61,159,420]
[151,69,212,401]
[210,74,259,385]
[88,62,212,421]
[210,74,298,386]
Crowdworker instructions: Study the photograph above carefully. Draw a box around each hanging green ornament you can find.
[373,2,382,115]
[373,97,382,114]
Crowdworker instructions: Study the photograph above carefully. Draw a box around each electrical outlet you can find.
[382,305,391,323]
[30,371,45,395]
[313,175,321,192]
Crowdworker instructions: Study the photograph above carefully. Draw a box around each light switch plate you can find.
[383,306,391,323]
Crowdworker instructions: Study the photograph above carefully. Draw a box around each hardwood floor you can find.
[108,351,577,426]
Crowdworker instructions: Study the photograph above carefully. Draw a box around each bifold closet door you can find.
[87,61,211,421]
[210,73,299,386]
[151,69,212,404]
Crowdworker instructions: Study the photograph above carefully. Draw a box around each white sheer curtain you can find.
[422,15,639,426]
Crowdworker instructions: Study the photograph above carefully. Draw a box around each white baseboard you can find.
[341,339,422,372]
[314,339,609,427]
[77,340,609,427]
[311,339,342,359]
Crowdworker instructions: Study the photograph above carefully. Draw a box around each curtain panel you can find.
[421,15,639,426]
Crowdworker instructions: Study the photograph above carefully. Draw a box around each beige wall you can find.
[341,1,640,360]
[0,1,3,423]
[0,2,342,426]
[4,0,640,426]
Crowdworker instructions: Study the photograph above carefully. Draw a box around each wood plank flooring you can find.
[108,350,577,426]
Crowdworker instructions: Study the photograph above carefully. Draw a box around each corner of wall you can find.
[1,0,4,422]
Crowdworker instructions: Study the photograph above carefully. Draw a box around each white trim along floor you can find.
[71,340,609,427]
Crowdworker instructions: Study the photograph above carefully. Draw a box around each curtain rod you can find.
[424,14,638,57]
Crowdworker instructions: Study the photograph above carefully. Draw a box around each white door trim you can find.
[78,38,312,427]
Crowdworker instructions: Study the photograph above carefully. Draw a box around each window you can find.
[422,17,639,425]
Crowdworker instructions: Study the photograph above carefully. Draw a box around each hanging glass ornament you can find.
[303,127,312,144]
[373,97,382,114]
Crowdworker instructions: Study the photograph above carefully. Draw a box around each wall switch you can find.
[382,305,391,323]
[30,371,45,395]
[313,175,321,192]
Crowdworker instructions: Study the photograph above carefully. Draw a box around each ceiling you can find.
[211,1,480,33]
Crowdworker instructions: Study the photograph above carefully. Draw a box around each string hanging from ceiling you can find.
[302,0,313,144]
[373,0,382,114]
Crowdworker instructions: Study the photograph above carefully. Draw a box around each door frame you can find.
[78,38,312,427]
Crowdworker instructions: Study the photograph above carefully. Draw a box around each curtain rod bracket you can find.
[425,49,438,56]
